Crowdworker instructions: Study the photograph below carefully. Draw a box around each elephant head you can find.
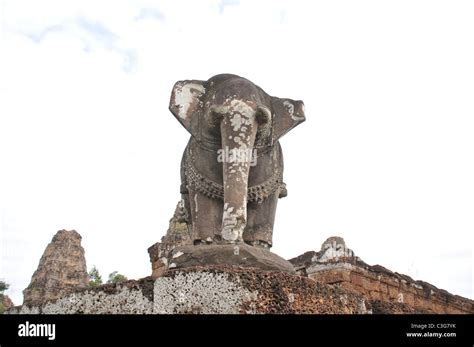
[169,74,305,243]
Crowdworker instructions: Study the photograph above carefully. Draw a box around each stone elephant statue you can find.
[169,74,305,249]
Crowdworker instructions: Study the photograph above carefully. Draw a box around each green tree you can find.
[107,271,127,284]
[88,266,103,287]
[0,281,9,293]
[0,281,9,314]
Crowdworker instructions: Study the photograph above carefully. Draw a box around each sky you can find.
[0,0,473,305]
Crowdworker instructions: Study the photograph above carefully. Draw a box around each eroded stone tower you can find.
[23,229,88,306]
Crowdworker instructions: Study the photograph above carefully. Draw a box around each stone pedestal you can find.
[149,243,295,278]
[170,244,294,273]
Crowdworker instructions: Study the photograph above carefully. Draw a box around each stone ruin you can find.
[290,237,473,314]
[0,293,14,312]
[22,229,89,307]
[9,233,473,314]
[5,75,473,314]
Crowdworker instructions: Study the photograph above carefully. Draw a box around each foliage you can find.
[88,266,103,287]
[0,281,9,293]
[107,271,127,284]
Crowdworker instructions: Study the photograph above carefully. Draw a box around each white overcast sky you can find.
[0,0,473,305]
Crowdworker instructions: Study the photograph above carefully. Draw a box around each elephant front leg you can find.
[244,191,279,248]
[187,189,222,245]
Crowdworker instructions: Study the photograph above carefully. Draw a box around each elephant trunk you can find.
[218,100,259,243]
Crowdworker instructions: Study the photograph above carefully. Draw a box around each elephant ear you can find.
[169,80,206,137]
[271,98,306,142]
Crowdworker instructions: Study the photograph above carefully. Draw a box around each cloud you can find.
[23,24,66,43]
[75,17,118,48]
[279,9,287,24]
[19,16,136,73]
[120,49,137,73]
[135,8,165,22]
[218,0,240,14]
